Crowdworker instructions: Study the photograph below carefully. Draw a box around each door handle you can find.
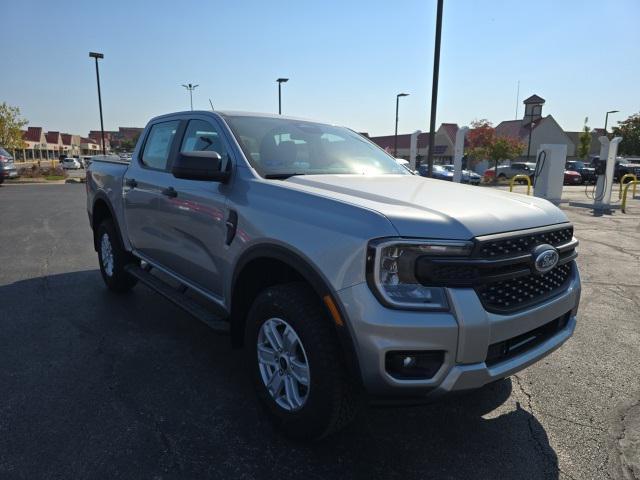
[161,186,178,198]
[125,178,137,188]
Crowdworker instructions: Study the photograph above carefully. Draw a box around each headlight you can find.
[366,239,473,310]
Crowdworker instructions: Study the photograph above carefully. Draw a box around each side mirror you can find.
[172,150,229,182]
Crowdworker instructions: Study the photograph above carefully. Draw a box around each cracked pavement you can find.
[1,184,639,479]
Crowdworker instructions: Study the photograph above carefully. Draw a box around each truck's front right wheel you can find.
[245,283,359,440]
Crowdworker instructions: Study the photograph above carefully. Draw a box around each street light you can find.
[425,0,444,176]
[394,93,409,156]
[88,52,106,156]
[604,110,619,134]
[182,83,199,111]
[277,78,289,115]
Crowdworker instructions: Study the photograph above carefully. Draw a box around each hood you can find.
[283,174,568,239]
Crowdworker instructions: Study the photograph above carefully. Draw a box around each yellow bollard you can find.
[619,173,637,200]
[621,180,640,213]
[509,174,532,195]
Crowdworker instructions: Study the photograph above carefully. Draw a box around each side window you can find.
[141,120,179,170]
[180,120,229,168]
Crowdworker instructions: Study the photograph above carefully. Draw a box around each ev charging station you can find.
[409,130,421,172]
[452,127,469,183]
[593,136,623,211]
[533,144,567,204]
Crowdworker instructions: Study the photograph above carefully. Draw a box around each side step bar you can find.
[124,264,230,334]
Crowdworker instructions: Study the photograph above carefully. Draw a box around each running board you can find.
[124,264,230,334]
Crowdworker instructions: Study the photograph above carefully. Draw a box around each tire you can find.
[96,218,138,293]
[245,282,359,440]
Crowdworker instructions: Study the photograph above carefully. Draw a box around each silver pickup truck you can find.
[86,111,580,439]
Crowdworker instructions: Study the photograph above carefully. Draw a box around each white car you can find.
[395,158,416,174]
[61,158,82,169]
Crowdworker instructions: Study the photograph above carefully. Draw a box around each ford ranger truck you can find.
[86,111,580,439]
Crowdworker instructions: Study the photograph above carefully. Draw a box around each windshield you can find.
[223,115,407,177]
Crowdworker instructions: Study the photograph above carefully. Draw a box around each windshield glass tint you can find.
[224,115,407,177]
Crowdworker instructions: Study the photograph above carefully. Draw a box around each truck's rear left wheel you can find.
[246,282,359,440]
[96,219,137,293]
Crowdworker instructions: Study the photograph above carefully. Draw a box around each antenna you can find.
[515,80,520,119]
[209,99,215,111]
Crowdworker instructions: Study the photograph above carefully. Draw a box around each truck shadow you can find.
[0,270,559,480]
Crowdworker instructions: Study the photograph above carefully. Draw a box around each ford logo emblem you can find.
[532,244,559,274]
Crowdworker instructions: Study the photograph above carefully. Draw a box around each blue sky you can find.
[1,0,638,137]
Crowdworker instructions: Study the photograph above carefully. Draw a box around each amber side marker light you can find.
[323,295,344,327]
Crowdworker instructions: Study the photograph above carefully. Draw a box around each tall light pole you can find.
[394,93,409,156]
[425,0,444,176]
[182,83,199,111]
[277,78,288,114]
[604,110,619,134]
[89,52,106,156]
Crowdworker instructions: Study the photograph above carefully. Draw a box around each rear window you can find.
[141,121,179,170]
[0,147,12,157]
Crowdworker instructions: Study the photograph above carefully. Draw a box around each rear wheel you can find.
[96,219,137,293]
[245,283,359,440]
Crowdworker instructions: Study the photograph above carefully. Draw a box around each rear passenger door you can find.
[123,119,182,268]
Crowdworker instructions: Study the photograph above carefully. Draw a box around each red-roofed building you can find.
[494,94,576,160]
[368,123,460,164]
[80,137,101,155]
[14,127,84,161]
[88,127,143,151]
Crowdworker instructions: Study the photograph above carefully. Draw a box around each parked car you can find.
[483,162,537,183]
[417,164,453,181]
[563,170,582,185]
[565,160,596,184]
[0,147,18,184]
[394,158,416,174]
[590,156,640,182]
[87,111,580,439]
[61,157,82,169]
[616,158,640,183]
[441,164,481,185]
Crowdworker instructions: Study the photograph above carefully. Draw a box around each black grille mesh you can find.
[475,263,572,312]
[477,226,573,259]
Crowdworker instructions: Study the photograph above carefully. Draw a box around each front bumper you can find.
[337,263,580,397]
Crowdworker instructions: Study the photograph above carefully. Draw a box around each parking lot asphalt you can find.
[1,183,639,480]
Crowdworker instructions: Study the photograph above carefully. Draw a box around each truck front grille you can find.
[415,224,577,314]
[475,226,573,259]
[475,263,573,313]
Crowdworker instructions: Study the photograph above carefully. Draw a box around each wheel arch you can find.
[91,193,124,252]
[230,243,362,385]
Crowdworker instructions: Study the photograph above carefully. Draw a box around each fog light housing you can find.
[385,351,444,380]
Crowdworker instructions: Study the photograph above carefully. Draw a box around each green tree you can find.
[117,133,141,153]
[612,112,640,156]
[577,119,591,160]
[0,102,28,151]
[466,119,524,183]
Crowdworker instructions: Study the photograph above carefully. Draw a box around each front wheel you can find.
[245,283,359,440]
[96,219,138,293]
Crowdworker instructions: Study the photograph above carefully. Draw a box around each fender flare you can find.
[91,192,126,251]
[231,243,363,385]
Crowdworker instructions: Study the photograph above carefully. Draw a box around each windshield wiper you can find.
[264,173,307,179]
